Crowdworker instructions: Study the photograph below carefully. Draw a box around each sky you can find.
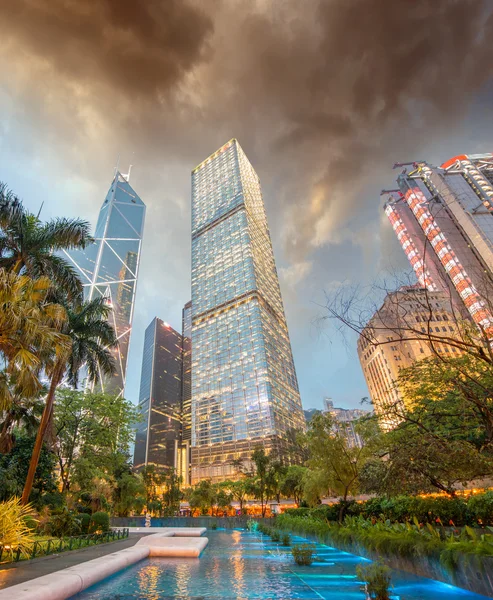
[1,0,493,411]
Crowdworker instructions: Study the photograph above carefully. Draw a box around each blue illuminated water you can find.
[72,530,489,599]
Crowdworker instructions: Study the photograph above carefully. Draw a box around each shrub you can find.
[211,522,218,530]
[270,529,281,542]
[292,543,316,566]
[39,491,65,510]
[467,491,493,525]
[356,560,392,600]
[48,507,81,538]
[0,498,36,559]
[79,512,91,534]
[281,532,291,546]
[89,511,110,533]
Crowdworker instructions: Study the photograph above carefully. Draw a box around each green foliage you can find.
[356,560,392,600]
[279,513,493,573]
[211,522,218,530]
[48,507,81,538]
[281,532,291,546]
[89,511,110,533]
[79,512,91,534]
[467,491,493,525]
[291,543,316,565]
[0,435,57,505]
[0,498,36,558]
[300,413,381,518]
[270,529,281,542]
[54,389,139,495]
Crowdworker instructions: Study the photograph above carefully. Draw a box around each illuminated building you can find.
[191,139,305,483]
[133,318,183,471]
[384,154,493,337]
[323,399,369,449]
[177,301,192,485]
[63,170,145,397]
[358,287,461,429]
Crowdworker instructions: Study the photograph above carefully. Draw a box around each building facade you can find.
[358,287,462,429]
[323,399,369,448]
[191,139,305,482]
[133,318,184,471]
[384,153,493,337]
[176,301,192,485]
[63,171,145,397]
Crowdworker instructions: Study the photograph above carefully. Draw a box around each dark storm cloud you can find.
[2,0,493,259]
[0,0,213,97]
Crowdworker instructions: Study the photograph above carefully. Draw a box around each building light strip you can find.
[404,186,493,337]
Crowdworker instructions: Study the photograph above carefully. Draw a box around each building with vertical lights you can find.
[177,301,192,485]
[190,139,305,483]
[63,171,145,397]
[133,318,184,471]
[357,287,461,429]
[384,153,493,336]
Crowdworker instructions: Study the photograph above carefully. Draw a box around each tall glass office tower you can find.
[133,318,183,471]
[63,171,145,396]
[191,139,305,483]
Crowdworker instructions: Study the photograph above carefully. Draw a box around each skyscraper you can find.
[133,318,183,471]
[177,301,192,485]
[63,171,145,396]
[358,286,461,429]
[191,139,305,483]
[384,153,493,336]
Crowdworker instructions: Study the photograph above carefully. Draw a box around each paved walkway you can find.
[0,533,151,590]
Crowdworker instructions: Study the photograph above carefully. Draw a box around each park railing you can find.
[0,528,129,564]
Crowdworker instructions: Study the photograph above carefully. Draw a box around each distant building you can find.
[133,318,183,472]
[303,408,321,424]
[323,399,369,448]
[357,287,462,429]
[384,153,493,338]
[63,171,145,397]
[191,139,305,483]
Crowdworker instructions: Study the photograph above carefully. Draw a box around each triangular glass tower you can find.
[64,171,146,397]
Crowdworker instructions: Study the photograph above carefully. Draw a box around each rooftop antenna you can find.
[121,165,132,182]
[114,153,121,178]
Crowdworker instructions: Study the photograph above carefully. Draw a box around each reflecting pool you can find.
[72,529,489,599]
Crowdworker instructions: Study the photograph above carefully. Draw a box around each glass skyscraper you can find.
[133,318,184,472]
[191,139,305,483]
[63,171,145,396]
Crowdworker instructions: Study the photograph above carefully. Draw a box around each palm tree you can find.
[0,270,70,409]
[0,391,44,454]
[21,296,117,504]
[0,183,93,300]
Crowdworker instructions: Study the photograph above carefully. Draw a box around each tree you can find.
[0,390,44,454]
[162,471,182,516]
[266,461,287,504]
[281,465,307,505]
[53,389,139,493]
[213,486,232,516]
[188,480,215,516]
[0,271,69,408]
[0,435,57,504]
[362,355,493,497]
[251,447,271,517]
[141,465,166,505]
[21,297,117,504]
[113,472,146,517]
[303,413,379,521]
[222,479,251,515]
[0,183,93,300]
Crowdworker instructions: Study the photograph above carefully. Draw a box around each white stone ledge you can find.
[0,546,149,600]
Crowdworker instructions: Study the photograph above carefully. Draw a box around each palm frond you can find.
[0,183,25,230]
[39,217,93,250]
